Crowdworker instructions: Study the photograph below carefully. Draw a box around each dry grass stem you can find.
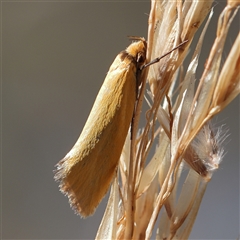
[95,1,239,239]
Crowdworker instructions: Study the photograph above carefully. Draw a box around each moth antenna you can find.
[143,40,188,69]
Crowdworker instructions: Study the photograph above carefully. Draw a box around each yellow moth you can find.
[54,38,187,217]
[55,38,147,217]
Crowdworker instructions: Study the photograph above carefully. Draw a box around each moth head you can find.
[126,37,147,68]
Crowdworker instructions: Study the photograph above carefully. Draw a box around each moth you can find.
[55,38,147,217]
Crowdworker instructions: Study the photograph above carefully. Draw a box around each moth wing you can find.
[55,56,137,217]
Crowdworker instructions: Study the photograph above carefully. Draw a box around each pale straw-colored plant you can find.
[96,1,240,239]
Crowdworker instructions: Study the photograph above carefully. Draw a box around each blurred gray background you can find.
[2,1,239,239]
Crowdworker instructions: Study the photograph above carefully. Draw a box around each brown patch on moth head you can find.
[119,50,135,63]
